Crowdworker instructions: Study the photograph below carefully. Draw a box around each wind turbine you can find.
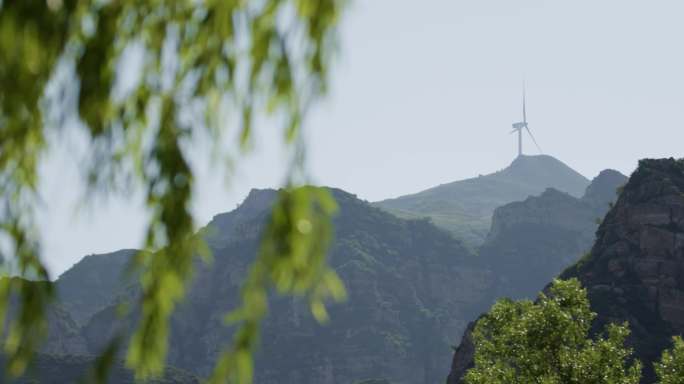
[511,85,543,157]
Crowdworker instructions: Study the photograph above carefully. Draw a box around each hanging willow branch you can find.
[0,0,348,382]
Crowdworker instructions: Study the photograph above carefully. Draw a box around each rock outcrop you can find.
[480,169,627,301]
[561,158,684,382]
[447,158,684,384]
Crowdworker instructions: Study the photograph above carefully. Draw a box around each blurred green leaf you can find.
[0,0,347,382]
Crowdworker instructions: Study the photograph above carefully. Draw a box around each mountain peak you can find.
[581,169,628,209]
[54,184,482,384]
[501,155,589,196]
[375,154,590,246]
[510,154,566,166]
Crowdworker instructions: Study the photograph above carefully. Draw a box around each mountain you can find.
[582,169,630,209]
[56,249,138,325]
[52,188,494,384]
[480,169,627,300]
[0,354,199,384]
[42,162,635,384]
[42,303,88,356]
[0,278,196,383]
[0,278,88,356]
[447,158,684,384]
[375,155,590,246]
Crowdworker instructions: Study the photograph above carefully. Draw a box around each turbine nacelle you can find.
[511,122,527,131]
[510,84,542,156]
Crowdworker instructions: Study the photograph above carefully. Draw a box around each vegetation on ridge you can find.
[53,188,483,384]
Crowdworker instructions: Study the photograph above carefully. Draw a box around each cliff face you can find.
[375,155,590,246]
[560,158,684,382]
[480,170,627,301]
[56,188,494,384]
[447,159,684,384]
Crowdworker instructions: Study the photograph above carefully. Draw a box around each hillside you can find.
[56,249,138,325]
[0,278,195,383]
[447,158,684,384]
[46,168,622,384]
[375,155,590,246]
[480,169,627,300]
[52,188,494,384]
[0,354,199,384]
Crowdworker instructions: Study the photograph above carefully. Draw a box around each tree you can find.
[655,336,684,384]
[0,0,347,382]
[464,279,642,384]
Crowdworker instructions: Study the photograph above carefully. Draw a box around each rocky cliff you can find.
[447,158,684,384]
[480,169,627,301]
[560,158,684,382]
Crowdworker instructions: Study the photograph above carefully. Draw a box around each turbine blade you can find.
[525,126,543,153]
[522,84,527,124]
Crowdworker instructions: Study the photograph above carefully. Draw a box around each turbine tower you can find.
[511,85,543,157]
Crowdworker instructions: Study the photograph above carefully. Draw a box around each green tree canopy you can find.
[464,279,642,384]
[0,0,347,382]
[656,336,684,384]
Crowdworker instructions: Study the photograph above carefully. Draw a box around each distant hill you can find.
[51,188,494,384]
[375,155,590,246]
[0,278,195,383]
[480,169,627,301]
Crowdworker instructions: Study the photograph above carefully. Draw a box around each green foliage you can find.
[0,279,52,377]
[465,279,642,384]
[0,0,347,382]
[655,336,684,384]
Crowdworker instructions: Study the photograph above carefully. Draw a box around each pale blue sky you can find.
[40,0,684,275]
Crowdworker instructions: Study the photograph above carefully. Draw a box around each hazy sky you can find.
[40,0,684,276]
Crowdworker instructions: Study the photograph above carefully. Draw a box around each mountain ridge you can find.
[51,187,491,384]
[42,159,634,384]
[375,155,590,246]
[479,168,627,301]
